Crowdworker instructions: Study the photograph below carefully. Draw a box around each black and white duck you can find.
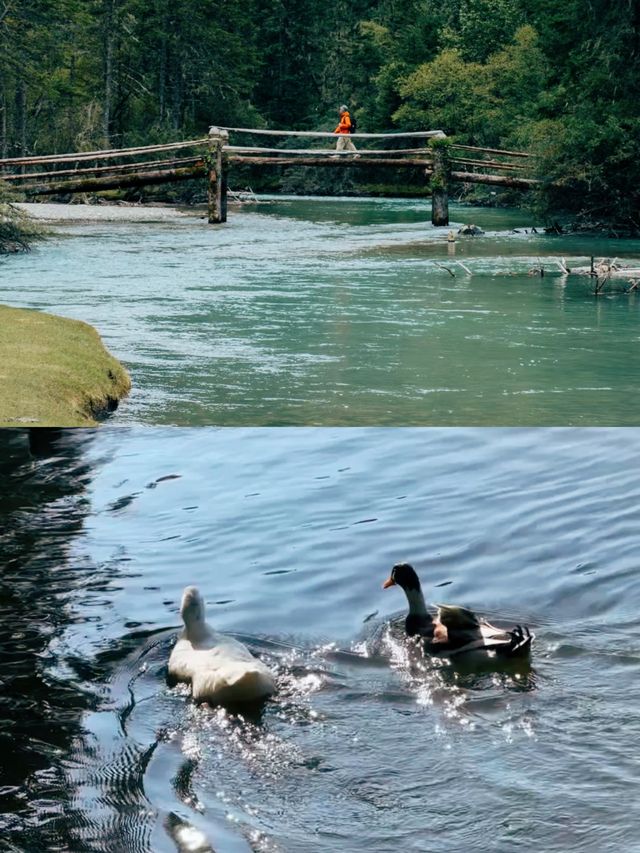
[382,562,533,662]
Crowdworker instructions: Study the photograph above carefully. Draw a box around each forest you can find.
[1,0,639,230]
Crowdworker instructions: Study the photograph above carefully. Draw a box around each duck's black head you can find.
[382,562,422,592]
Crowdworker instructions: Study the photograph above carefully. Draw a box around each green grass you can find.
[0,304,131,426]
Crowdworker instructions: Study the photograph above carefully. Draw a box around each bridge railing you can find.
[0,138,210,198]
[0,125,536,226]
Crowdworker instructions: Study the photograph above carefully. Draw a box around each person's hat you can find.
[340,104,348,112]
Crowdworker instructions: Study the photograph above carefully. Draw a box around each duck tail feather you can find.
[501,624,534,657]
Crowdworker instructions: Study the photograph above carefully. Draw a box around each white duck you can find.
[168,586,277,705]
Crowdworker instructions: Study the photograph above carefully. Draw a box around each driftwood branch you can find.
[569,259,640,279]
[434,262,456,277]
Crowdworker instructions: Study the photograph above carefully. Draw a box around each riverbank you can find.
[15,201,199,222]
[0,304,131,426]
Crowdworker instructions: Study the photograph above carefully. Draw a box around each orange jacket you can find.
[334,112,352,134]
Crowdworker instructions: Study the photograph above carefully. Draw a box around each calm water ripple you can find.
[1,427,639,850]
[2,198,640,425]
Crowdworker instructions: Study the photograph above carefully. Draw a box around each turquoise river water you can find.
[2,197,640,426]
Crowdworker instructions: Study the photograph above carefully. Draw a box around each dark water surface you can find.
[1,427,639,851]
[2,197,640,425]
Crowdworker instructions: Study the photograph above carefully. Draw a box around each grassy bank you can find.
[0,304,131,426]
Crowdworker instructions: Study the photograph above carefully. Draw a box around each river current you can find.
[2,197,640,426]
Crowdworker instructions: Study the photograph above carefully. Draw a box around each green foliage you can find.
[395,49,483,139]
[395,27,551,145]
[444,0,524,62]
[0,0,638,229]
[0,184,45,253]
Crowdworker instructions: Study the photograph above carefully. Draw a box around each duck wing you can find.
[423,618,534,660]
[478,620,534,658]
[436,604,481,631]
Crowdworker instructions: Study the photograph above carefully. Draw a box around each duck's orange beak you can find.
[382,576,395,589]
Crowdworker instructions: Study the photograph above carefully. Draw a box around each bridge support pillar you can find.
[207,126,228,224]
[430,140,450,227]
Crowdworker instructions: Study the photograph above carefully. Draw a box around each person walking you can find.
[334,105,357,153]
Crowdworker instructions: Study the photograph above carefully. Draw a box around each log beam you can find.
[2,156,203,182]
[450,144,531,158]
[450,170,538,189]
[19,165,204,196]
[227,156,433,167]
[0,138,208,168]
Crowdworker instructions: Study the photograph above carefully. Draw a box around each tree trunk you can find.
[103,0,116,146]
[0,87,7,160]
[170,67,183,131]
[158,37,167,123]
[16,81,27,156]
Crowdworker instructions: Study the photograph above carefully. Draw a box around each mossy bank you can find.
[0,304,131,426]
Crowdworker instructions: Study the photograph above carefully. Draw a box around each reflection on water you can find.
[0,430,99,847]
[2,198,640,425]
[1,427,640,851]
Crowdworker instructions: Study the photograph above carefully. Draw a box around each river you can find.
[1,427,639,852]
[2,197,640,426]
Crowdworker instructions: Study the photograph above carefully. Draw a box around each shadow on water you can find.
[0,429,102,847]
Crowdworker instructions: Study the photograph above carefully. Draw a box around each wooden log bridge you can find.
[0,125,537,227]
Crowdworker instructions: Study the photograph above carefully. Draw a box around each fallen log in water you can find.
[565,260,640,279]
[553,257,640,295]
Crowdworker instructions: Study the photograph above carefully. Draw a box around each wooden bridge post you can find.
[429,139,450,227]
[207,126,228,223]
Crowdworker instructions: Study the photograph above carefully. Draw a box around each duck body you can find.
[383,563,533,663]
[168,586,276,705]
